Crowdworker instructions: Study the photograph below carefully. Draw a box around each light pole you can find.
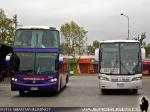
[120,13,129,40]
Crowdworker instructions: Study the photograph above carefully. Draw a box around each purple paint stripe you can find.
[13,48,60,52]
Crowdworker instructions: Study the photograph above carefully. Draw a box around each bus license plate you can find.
[30,87,38,90]
[117,83,124,87]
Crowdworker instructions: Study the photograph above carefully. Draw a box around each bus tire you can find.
[101,89,106,94]
[66,75,69,84]
[64,76,68,88]
[54,80,61,94]
[132,89,138,94]
[19,91,25,96]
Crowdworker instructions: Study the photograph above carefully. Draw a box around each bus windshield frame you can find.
[100,42,141,75]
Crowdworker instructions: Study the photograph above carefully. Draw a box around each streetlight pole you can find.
[120,13,129,40]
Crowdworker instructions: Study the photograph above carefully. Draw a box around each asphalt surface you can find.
[0,75,150,111]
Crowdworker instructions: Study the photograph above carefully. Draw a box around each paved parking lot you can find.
[0,75,150,110]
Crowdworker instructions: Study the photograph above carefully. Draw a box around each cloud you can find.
[1,0,150,44]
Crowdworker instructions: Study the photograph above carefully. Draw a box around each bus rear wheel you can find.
[19,91,26,96]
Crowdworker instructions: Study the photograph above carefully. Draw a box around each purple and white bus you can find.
[6,26,69,96]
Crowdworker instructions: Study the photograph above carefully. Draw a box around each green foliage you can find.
[0,8,18,46]
[134,32,150,57]
[145,44,150,57]
[60,21,88,56]
[87,40,100,54]
[134,32,146,47]
[138,32,146,47]
[87,45,94,55]
[92,40,100,49]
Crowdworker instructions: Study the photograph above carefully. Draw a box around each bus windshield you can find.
[101,43,120,74]
[120,43,141,75]
[35,53,58,75]
[11,53,59,75]
[100,43,141,75]
[14,29,59,48]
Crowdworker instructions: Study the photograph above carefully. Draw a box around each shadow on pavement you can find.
[14,87,67,97]
[100,89,141,96]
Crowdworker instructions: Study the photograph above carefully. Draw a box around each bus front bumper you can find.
[11,82,58,91]
[99,80,142,89]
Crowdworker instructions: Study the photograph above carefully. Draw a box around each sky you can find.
[1,0,150,45]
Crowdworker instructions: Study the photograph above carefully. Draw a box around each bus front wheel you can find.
[101,89,106,94]
[132,89,138,94]
[19,91,25,96]
[54,81,61,94]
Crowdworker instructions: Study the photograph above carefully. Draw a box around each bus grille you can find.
[111,78,130,82]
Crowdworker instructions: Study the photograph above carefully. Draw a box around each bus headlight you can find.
[132,76,142,81]
[50,78,57,82]
[12,77,18,82]
[100,76,109,81]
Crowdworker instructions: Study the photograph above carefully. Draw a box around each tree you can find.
[60,21,88,56]
[145,44,150,57]
[0,8,18,46]
[134,32,150,57]
[87,40,100,54]
[134,32,146,47]
[87,45,94,55]
[92,40,100,49]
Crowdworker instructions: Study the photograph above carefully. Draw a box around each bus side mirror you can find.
[141,48,145,61]
[59,56,64,67]
[99,50,102,62]
[95,48,99,61]
[5,53,12,74]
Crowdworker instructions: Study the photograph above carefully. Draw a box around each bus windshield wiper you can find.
[37,70,57,75]
[21,70,34,73]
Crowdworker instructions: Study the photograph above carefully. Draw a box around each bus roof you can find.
[17,26,57,30]
[100,39,139,43]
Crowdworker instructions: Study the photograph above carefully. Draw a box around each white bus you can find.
[97,40,142,94]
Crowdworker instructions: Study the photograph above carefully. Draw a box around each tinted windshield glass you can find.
[14,29,59,48]
[100,42,141,75]
[120,43,141,74]
[11,53,58,75]
[35,53,58,75]
[101,43,120,74]
[11,53,35,73]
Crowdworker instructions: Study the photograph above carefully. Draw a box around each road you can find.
[0,75,150,110]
